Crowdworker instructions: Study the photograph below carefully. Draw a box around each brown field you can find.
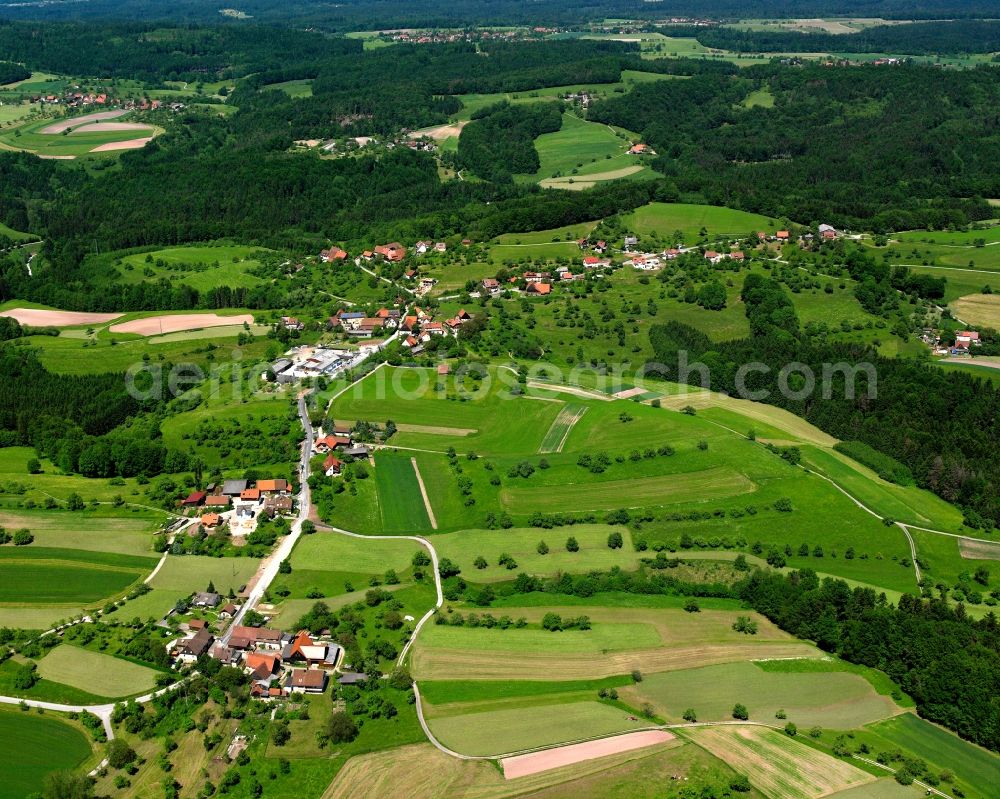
[413,642,820,681]
[612,387,647,400]
[952,294,1000,329]
[0,307,122,326]
[411,121,468,141]
[72,122,153,133]
[109,312,254,335]
[90,136,154,152]
[958,537,1000,560]
[501,730,675,779]
[39,110,129,134]
[683,726,874,799]
[322,739,696,799]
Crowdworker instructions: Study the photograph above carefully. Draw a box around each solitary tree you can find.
[732,703,749,720]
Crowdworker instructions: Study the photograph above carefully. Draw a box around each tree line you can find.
[457,101,563,182]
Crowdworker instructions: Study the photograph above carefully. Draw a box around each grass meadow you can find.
[0,706,94,799]
[374,451,433,532]
[623,661,901,729]
[36,644,161,697]
[105,244,272,292]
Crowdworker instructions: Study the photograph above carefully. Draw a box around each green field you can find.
[626,661,901,729]
[374,451,433,532]
[426,700,651,756]
[525,112,644,184]
[0,547,155,628]
[0,507,161,557]
[419,620,661,655]
[622,202,780,240]
[865,713,1000,793]
[108,244,271,292]
[36,644,161,697]
[291,532,416,573]
[0,707,94,799]
[147,554,259,597]
[0,113,161,158]
[432,525,637,582]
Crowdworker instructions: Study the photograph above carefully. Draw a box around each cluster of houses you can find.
[396,306,473,352]
[172,620,363,698]
[928,329,983,356]
[180,478,293,532]
[314,425,371,476]
[331,308,401,339]
[30,92,181,113]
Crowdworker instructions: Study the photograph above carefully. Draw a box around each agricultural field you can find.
[374,451,433,532]
[103,244,273,292]
[0,546,156,629]
[523,112,652,188]
[863,713,1000,794]
[0,706,95,799]
[681,725,876,798]
[0,111,162,158]
[36,644,161,697]
[622,202,781,240]
[622,661,902,729]
[147,553,260,597]
[951,293,1000,329]
[411,604,820,682]
[433,525,637,581]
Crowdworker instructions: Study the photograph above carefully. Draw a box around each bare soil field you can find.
[0,307,122,326]
[109,312,254,335]
[71,122,153,134]
[411,120,468,141]
[90,136,154,152]
[959,537,1000,560]
[683,725,874,799]
[40,110,129,134]
[501,730,675,779]
[612,387,647,400]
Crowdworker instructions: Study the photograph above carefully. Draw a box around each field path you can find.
[410,457,438,530]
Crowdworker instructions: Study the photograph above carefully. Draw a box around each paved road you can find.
[221,393,314,644]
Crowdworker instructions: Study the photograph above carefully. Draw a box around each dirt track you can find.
[109,313,254,336]
[0,307,121,326]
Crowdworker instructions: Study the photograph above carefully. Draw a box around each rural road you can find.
[221,392,314,644]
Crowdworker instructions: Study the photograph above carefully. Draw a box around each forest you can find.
[457,102,564,182]
[587,63,1000,231]
[1,0,997,26]
[739,569,1000,753]
[666,20,1000,56]
[0,58,28,84]
[649,275,1000,529]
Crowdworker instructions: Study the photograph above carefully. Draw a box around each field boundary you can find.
[410,458,438,530]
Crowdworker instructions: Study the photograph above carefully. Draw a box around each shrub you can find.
[732,703,748,720]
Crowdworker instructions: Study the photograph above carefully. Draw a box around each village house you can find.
[281,316,305,331]
[319,247,348,262]
[286,669,327,694]
[663,248,681,259]
[374,243,407,262]
[434,241,447,252]
[315,435,351,453]
[526,282,552,295]
[181,491,207,508]
[281,631,343,668]
[193,592,222,609]
[323,455,343,476]
[954,331,981,351]
[704,251,723,264]
[200,512,223,528]
[174,629,214,664]
[223,480,248,497]
[818,224,837,240]
[240,488,261,503]
[204,494,230,509]
[628,143,653,155]
[776,230,791,242]
[258,479,288,494]
[482,278,501,296]
[523,271,545,284]
[219,602,239,619]
[582,256,612,269]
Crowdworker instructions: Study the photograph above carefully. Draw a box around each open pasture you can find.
[0,707,94,799]
[412,605,820,681]
[525,112,643,185]
[110,244,271,292]
[330,366,563,455]
[36,644,161,697]
[147,554,260,596]
[0,507,160,557]
[433,525,637,582]
[500,467,755,513]
[682,725,875,799]
[622,202,779,240]
[291,532,416,573]
[624,661,901,729]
